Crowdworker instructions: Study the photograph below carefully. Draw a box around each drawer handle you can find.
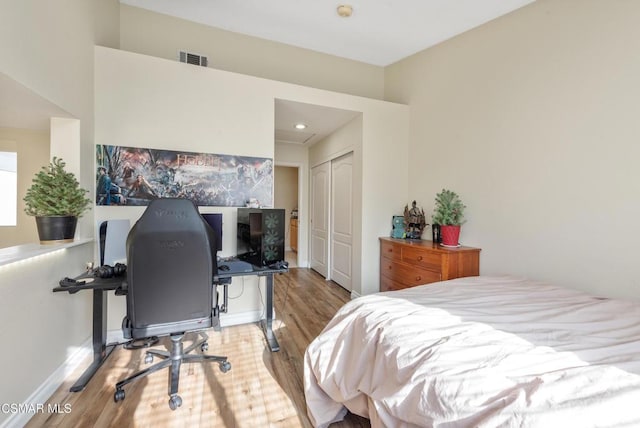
[417,256,423,261]
[387,265,393,270]
[415,276,422,281]
[387,248,393,253]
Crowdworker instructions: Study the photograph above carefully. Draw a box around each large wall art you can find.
[95,144,273,207]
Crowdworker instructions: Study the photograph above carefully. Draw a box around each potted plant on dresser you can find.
[432,188,466,247]
[23,157,91,244]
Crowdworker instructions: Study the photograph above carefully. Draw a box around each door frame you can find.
[274,160,305,267]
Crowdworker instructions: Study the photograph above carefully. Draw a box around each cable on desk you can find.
[258,277,266,320]
[227,276,245,299]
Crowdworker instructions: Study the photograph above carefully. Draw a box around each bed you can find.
[303,276,640,427]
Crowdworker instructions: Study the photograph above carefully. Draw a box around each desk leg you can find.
[70,289,117,392]
[260,273,280,352]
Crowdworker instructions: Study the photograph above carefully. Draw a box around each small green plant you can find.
[24,157,91,217]
[432,189,466,226]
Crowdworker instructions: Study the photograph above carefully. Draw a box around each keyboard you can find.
[218,260,254,274]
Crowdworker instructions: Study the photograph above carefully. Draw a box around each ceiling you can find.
[274,100,360,146]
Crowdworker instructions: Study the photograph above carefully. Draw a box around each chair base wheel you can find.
[169,395,182,410]
[114,388,125,403]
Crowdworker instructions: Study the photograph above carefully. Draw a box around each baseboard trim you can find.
[350,290,362,299]
[0,338,91,428]
[104,310,268,345]
[220,310,265,327]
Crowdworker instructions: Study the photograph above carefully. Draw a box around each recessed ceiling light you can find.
[337,5,353,18]
[294,123,307,130]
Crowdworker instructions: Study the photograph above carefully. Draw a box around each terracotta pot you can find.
[35,216,78,244]
[439,225,460,246]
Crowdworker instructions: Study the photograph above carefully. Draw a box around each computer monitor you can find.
[200,213,223,252]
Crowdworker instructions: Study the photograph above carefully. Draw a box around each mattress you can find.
[304,276,640,427]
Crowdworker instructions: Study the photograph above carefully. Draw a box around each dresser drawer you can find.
[401,246,442,270]
[380,259,442,286]
[380,240,402,261]
[379,237,481,292]
[380,275,411,292]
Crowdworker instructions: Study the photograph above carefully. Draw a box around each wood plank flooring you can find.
[26,268,370,428]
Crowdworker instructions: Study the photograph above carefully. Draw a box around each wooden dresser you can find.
[379,237,481,292]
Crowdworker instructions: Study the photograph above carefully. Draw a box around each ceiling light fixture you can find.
[294,123,307,130]
[337,5,353,18]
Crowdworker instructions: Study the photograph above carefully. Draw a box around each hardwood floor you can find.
[26,268,370,428]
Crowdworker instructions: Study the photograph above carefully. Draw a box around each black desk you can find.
[53,264,287,392]
[52,276,125,392]
[215,265,288,353]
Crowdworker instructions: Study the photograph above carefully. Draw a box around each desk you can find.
[53,264,287,392]
[215,265,288,353]
[52,276,125,392]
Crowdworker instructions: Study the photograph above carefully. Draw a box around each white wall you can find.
[96,47,409,329]
[384,0,640,299]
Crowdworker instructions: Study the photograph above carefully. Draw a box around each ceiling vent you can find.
[179,51,208,67]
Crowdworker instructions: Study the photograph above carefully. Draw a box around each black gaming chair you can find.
[113,198,231,410]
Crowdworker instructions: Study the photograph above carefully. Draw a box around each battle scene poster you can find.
[95,144,273,207]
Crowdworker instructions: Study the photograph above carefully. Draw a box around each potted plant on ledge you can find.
[23,157,92,244]
[432,188,466,247]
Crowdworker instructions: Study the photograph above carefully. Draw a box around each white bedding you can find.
[304,276,640,427]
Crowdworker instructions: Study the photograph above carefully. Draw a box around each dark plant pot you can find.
[440,225,461,246]
[35,216,78,244]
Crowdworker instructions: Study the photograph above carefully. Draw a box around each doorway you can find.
[274,164,299,268]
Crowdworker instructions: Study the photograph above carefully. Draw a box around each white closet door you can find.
[310,161,330,278]
[330,152,353,291]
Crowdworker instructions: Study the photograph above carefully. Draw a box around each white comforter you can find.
[304,276,640,427]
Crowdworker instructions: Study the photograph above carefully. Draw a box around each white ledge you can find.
[0,238,93,267]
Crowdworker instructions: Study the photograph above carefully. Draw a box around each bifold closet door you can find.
[330,153,353,291]
[310,161,330,278]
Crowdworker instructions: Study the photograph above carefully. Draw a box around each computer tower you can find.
[237,208,285,266]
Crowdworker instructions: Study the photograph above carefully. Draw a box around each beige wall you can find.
[96,47,408,327]
[0,2,120,423]
[384,0,640,299]
[0,128,49,247]
[119,5,385,100]
[274,166,299,250]
[0,1,120,215]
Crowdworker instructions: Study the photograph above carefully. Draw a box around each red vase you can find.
[440,225,460,246]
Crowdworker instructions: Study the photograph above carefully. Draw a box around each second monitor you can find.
[200,213,223,252]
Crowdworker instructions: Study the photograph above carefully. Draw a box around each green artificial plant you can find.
[23,157,91,217]
[432,189,466,226]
